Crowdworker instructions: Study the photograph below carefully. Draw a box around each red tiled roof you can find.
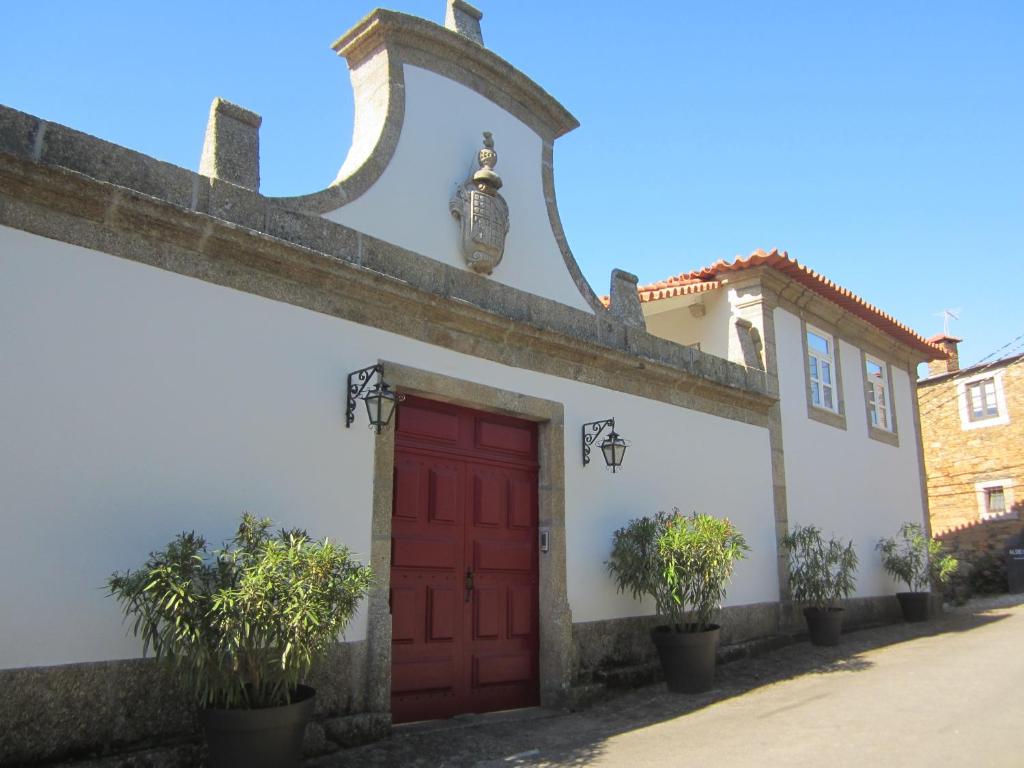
[634,249,946,359]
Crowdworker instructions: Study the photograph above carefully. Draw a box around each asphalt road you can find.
[312,595,1024,768]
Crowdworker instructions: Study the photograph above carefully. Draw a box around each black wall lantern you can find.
[346,364,404,434]
[582,418,629,473]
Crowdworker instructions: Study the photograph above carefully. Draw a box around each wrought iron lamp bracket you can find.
[345,364,404,431]
[582,418,616,467]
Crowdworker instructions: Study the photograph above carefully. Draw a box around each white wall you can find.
[774,307,927,597]
[0,226,777,669]
[322,65,594,313]
[643,290,732,359]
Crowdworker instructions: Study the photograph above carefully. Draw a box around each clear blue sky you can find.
[2,1,1021,374]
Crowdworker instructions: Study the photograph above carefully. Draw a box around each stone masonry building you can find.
[919,334,1024,554]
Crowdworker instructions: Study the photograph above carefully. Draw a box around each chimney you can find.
[927,334,961,377]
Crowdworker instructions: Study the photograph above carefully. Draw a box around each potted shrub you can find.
[108,513,372,768]
[876,522,958,622]
[607,509,748,693]
[780,525,858,646]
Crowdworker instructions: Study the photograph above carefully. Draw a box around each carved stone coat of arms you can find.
[450,132,509,275]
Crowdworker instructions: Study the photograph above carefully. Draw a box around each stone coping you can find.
[0,104,772,422]
[334,8,578,140]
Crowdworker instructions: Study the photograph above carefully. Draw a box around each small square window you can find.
[985,487,1006,516]
[976,479,1016,521]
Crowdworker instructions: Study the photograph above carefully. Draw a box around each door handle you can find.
[465,568,474,603]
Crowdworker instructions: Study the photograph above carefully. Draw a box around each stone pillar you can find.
[607,269,646,329]
[927,334,961,377]
[444,0,484,45]
[199,97,262,192]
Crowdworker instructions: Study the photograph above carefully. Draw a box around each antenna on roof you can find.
[933,308,961,336]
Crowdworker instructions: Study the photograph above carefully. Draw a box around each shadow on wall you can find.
[938,505,1023,601]
[316,607,1014,768]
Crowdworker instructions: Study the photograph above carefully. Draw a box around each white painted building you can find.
[0,2,942,763]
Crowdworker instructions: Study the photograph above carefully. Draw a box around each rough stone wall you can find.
[918,358,1024,538]
[0,643,386,766]
[937,517,1024,559]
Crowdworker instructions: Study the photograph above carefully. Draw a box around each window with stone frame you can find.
[807,326,838,413]
[865,356,891,431]
[966,377,1000,422]
[976,479,1016,521]
[958,371,1010,431]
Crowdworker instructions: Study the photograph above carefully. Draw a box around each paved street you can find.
[312,595,1024,767]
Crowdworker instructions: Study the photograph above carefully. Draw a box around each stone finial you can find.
[608,269,646,329]
[199,97,262,192]
[445,0,484,45]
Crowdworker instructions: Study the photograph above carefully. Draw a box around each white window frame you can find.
[806,325,839,414]
[975,479,1016,521]
[864,355,892,432]
[958,370,1010,431]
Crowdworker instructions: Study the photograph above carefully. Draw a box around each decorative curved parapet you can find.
[541,140,606,314]
[267,8,607,316]
[273,9,579,215]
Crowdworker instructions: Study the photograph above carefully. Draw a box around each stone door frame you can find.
[362,361,573,715]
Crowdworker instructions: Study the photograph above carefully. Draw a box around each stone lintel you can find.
[199,97,262,192]
[445,0,484,45]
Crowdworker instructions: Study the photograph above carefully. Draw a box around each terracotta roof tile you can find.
[636,249,945,359]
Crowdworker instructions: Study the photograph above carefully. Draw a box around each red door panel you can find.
[390,396,539,724]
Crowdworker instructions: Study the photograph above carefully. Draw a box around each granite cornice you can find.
[333,9,579,141]
[0,145,773,424]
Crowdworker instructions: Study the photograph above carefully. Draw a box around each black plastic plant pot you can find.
[896,592,931,622]
[803,607,844,646]
[650,624,721,694]
[199,685,316,768]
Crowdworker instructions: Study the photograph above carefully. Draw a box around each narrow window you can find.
[807,327,838,412]
[966,378,1000,422]
[865,356,891,431]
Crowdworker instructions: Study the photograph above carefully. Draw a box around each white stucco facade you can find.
[773,307,928,598]
[0,225,777,669]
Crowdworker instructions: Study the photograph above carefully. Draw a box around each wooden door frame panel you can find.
[363,360,572,717]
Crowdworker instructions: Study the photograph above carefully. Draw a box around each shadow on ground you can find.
[307,598,1020,768]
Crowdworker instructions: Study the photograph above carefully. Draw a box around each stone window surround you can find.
[958,369,1010,431]
[366,360,574,712]
[975,478,1016,521]
[860,350,900,448]
[800,317,848,430]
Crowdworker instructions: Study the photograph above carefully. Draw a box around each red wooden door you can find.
[390,396,539,724]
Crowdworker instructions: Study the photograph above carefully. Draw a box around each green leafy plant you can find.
[108,513,372,710]
[607,509,749,633]
[876,522,958,592]
[780,525,858,609]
